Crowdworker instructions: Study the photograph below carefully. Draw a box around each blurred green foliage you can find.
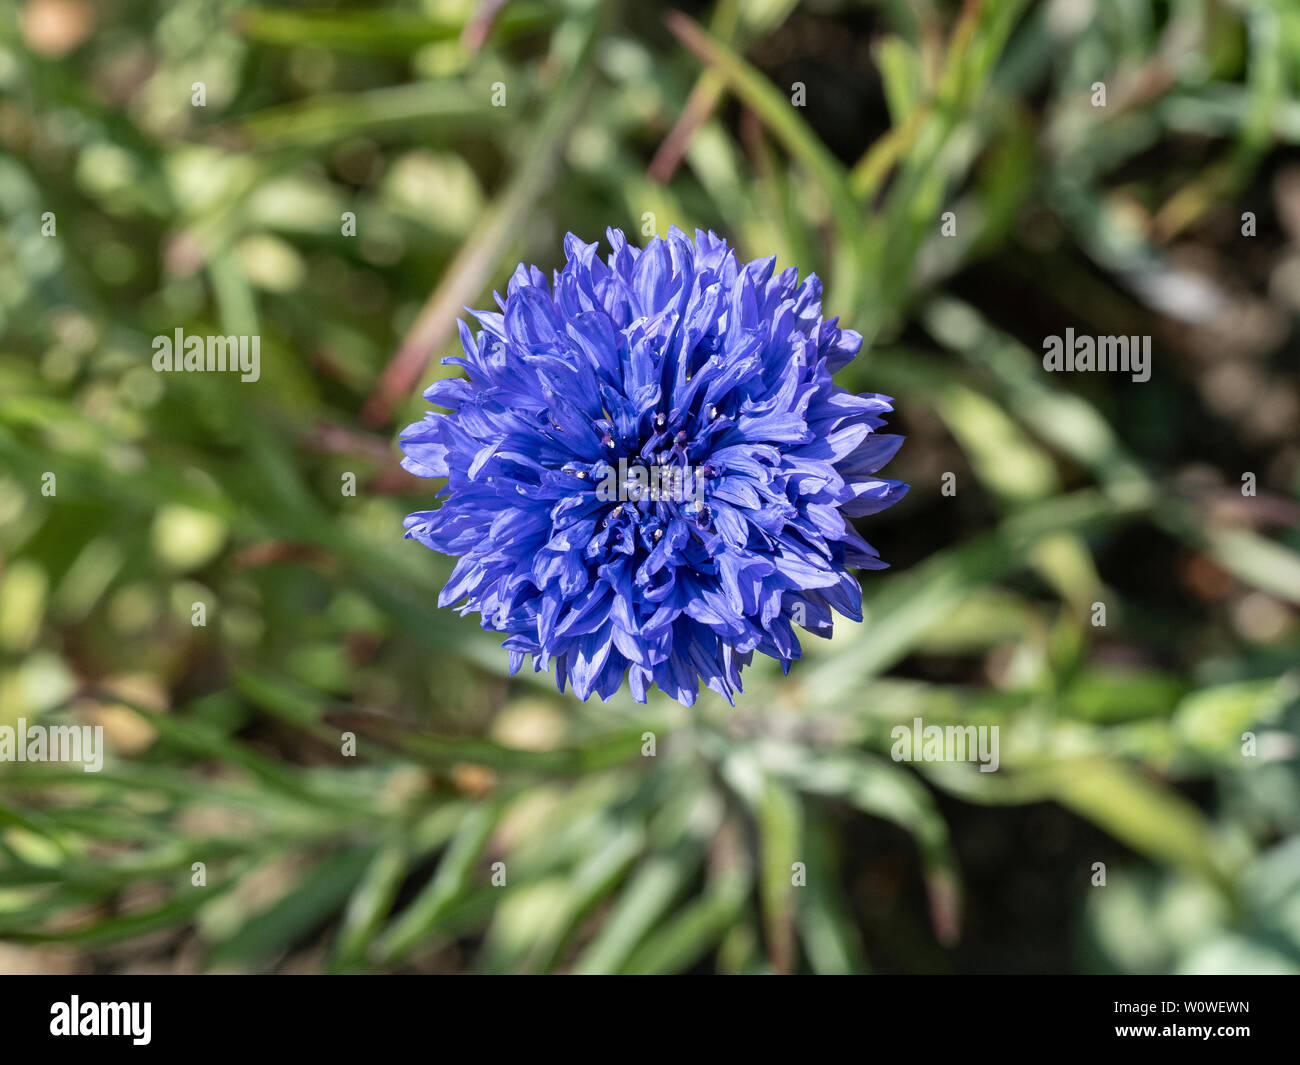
[0,0,1298,973]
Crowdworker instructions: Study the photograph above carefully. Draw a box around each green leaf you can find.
[235,6,554,54]
[209,847,374,969]
[571,841,703,974]
[372,800,502,964]
[663,12,865,313]
[1045,759,1236,897]
[756,776,802,973]
[620,867,751,975]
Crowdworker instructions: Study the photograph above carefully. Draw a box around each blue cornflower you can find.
[400,228,906,706]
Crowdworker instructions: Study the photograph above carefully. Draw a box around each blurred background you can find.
[1,0,1299,975]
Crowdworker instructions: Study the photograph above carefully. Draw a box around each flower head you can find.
[400,228,906,705]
